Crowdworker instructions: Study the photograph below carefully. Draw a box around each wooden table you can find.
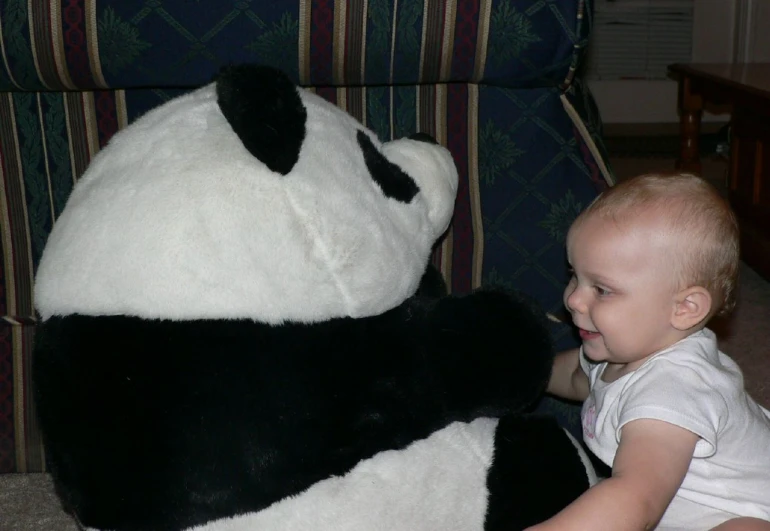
[668,63,770,281]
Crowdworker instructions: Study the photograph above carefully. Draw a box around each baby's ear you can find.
[672,286,712,331]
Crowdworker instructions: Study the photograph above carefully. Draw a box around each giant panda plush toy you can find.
[32,64,597,531]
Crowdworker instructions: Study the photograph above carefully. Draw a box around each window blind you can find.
[585,0,694,80]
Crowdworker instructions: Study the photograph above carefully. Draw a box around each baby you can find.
[534,173,770,530]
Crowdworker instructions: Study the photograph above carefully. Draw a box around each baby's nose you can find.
[565,285,587,314]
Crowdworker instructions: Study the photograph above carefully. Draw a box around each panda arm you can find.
[313,287,553,470]
[406,287,554,420]
[327,287,553,457]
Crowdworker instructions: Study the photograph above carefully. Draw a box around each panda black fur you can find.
[32,64,595,531]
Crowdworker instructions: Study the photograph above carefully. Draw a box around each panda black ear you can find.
[216,64,307,175]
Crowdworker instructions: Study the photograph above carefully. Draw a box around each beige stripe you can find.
[81,92,100,160]
[389,0,398,85]
[336,87,347,114]
[115,90,128,131]
[62,94,79,184]
[85,0,107,88]
[48,0,75,90]
[333,1,347,84]
[360,0,368,81]
[440,1,457,80]
[13,328,27,472]
[35,94,56,223]
[64,91,93,181]
[473,0,493,82]
[434,83,447,146]
[387,0,398,138]
[0,95,19,315]
[468,84,484,288]
[26,0,52,90]
[298,0,311,84]
[0,13,20,89]
[343,0,364,85]
[559,94,615,186]
[560,2,584,89]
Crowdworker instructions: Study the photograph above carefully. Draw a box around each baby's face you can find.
[564,213,684,370]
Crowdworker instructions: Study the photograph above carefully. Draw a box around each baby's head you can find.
[570,172,739,319]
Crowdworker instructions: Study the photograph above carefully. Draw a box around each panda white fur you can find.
[32,64,596,531]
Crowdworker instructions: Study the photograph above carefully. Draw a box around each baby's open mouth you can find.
[578,328,601,340]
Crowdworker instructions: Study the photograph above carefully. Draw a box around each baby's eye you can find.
[595,286,611,296]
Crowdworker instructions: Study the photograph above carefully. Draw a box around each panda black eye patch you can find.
[357,131,419,203]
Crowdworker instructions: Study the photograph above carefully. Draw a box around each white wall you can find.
[734,0,770,63]
[589,0,742,124]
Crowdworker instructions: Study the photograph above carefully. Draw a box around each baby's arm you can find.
[547,348,589,402]
[526,418,699,530]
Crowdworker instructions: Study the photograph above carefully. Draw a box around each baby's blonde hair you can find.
[573,172,740,316]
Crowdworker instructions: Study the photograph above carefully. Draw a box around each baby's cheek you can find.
[595,307,631,353]
[592,305,618,336]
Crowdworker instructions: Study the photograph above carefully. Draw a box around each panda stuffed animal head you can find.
[34,64,458,324]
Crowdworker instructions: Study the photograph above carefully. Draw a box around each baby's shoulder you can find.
[635,331,752,408]
[647,329,732,374]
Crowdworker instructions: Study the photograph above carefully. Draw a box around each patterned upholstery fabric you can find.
[0,0,612,473]
[2,0,591,90]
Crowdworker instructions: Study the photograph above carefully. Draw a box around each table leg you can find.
[675,76,703,175]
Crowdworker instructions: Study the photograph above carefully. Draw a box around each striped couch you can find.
[0,0,612,474]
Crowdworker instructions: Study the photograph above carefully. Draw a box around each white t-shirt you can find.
[580,328,770,529]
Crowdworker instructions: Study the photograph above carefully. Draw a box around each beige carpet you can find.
[0,474,79,530]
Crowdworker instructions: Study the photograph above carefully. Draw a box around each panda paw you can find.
[421,287,554,418]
